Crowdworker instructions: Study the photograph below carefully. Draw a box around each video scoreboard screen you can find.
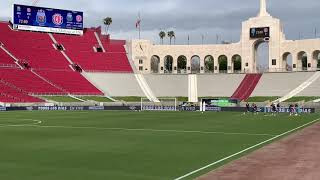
[202,98,238,107]
[13,4,83,35]
[250,27,270,39]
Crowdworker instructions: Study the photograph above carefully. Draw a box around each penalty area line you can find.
[173,118,320,180]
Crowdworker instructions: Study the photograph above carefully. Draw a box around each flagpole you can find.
[138,12,141,39]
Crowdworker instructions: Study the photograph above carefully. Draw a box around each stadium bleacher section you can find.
[198,74,245,97]
[251,72,316,97]
[0,22,70,70]
[0,68,63,94]
[0,45,16,65]
[297,72,320,96]
[36,70,102,95]
[53,28,132,72]
[0,22,104,101]
[144,75,188,97]
[0,80,44,103]
[82,72,144,96]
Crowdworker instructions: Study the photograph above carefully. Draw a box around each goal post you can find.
[140,98,177,111]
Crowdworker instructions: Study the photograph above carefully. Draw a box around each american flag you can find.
[136,13,141,29]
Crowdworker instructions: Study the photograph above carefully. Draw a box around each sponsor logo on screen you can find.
[52,13,63,25]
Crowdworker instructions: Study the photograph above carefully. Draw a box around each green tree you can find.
[159,31,166,45]
[103,17,113,35]
[167,31,175,45]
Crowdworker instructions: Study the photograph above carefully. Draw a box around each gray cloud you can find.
[1,0,320,44]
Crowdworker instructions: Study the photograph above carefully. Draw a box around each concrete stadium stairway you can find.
[231,74,262,101]
[134,74,159,102]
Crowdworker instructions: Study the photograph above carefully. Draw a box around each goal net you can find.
[141,98,177,111]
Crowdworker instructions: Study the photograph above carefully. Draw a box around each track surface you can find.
[198,122,320,180]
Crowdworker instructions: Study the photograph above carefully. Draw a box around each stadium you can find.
[0,0,320,179]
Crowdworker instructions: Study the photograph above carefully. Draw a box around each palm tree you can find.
[167,31,175,45]
[103,17,113,35]
[159,31,166,45]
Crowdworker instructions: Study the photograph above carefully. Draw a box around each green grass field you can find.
[41,96,82,102]
[0,111,319,180]
[79,96,114,102]
[247,96,280,102]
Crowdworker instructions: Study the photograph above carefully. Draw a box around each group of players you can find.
[245,102,300,116]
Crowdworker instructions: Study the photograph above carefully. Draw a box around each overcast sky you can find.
[1,0,320,45]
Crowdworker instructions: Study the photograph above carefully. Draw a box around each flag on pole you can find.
[136,13,141,29]
[136,12,141,39]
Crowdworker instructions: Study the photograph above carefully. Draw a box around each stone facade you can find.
[128,0,320,74]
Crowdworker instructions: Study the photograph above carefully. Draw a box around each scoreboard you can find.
[250,27,270,39]
[13,4,83,35]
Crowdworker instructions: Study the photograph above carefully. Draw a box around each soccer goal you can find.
[140,98,177,111]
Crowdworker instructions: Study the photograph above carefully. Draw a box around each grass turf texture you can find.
[41,96,82,102]
[246,96,280,102]
[78,96,114,102]
[114,96,143,102]
[0,111,319,180]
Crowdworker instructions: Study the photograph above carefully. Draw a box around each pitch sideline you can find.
[173,117,320,180]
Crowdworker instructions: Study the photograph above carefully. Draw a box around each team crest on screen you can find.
[36,9,46,24]
[67,13,73,21]
[76,15,82,22]
[17,6,21,11]
[27,8,31,13]
[52,13,63,25]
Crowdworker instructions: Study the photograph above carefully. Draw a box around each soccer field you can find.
[0,111,319,180]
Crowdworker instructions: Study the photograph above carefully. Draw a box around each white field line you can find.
[0,119,42,127]
[173,118,320,180]
[0,121,275,137]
